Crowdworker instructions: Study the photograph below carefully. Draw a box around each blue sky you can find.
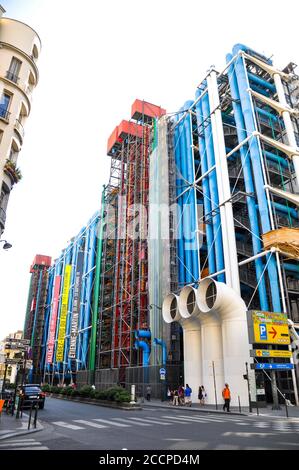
[0,0,299,338]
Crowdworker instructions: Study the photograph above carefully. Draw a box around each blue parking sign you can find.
[259,323,267,340]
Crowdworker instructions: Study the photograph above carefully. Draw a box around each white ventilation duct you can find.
[163,293,202,401]
[179,285,224,405]
[197,278,250,406]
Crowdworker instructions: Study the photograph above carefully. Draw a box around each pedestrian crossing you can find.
[50,414,299,435]
[0,438,49,450]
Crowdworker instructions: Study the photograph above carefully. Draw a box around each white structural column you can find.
[207,71,240,294]
[162,293,202,403]
[273,73,299,188]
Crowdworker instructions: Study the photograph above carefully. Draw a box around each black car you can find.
[19,384,46,409]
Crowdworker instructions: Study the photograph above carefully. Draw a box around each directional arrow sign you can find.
[247,311,290,345]
[269,327,277,339]
[251,363,294,371]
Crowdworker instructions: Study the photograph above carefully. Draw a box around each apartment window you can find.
[0,92,11,121]
[6,57,22,84]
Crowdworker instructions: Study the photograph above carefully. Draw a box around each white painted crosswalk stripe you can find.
[0,441,43,447]
[52,421,85,430]
[132,417,172,426]
[93,418,130,427]
[113,417,151,426]
[74,420,108,429]
[177,415,225,423]
[17,446,49,450]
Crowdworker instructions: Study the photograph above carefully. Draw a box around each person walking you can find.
[222,383,231,412]
[146,385,151,401]
[178,385,185,405]
[173,389,179,406]
[184,384,192,407]
[198,385,206,405]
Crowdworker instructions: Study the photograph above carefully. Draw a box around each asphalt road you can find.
[1,397,299,450]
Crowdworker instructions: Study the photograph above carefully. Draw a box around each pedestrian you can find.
[184,384,192,407]
[146,385,151,401]
[178,385,185,405]
[167,387,172,403]
[201,386,207,405]
[173,389,179,406]
[222,383,231,412]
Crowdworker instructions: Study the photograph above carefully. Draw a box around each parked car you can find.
[19,384,46,409]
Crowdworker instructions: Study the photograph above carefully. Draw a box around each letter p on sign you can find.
[259,323,267,341]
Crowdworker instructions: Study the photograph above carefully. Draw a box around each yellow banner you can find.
[253,349,292,358]
[56,265,72,362]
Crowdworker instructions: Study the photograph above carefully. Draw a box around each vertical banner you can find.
[69,250,84,359]
[46,275,61,364]
[55,265,72,362]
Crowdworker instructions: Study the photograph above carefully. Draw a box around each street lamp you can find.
[0,239,12,250]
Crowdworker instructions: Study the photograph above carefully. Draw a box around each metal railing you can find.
[5,70,20,84]
[0,106,11,122]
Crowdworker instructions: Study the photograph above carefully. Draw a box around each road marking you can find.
[0,438,36,443]
[17,446,49,450]
[93,418,131,427]
[0,441,43,447]
[52,421,85,430]
[279,442,299,446]
[74,420,108,429]
[222,431,275,437]
[160,416,196,423]
[214,444,240,450]
[113,418,151,426]
[177,415,225,423]
[132,417,172,426]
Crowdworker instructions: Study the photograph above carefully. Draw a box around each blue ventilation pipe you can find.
[153,338,167,366]
[134,340,150,367]
[77,226,90,367]
[247,72,276,93]
[232,45,281,312]
[233,43,273,65]
[227,53,269,310]
[201,87,225,282]
[174,115,185,286]
[178,108,193,284]
[195,88,216,276]
[135,330,151,339]
[183,100,199,282]
[271,202,297,219]
[63,239,77,373]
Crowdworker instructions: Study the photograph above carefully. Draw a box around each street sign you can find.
[250,349,292,358]
[5,358,24,365]
[159,368,166,375]
[5,338,30,345]
[247,310,290,345]
[251,363,294,371]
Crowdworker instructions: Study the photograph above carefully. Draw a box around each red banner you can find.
[46,275,61,364]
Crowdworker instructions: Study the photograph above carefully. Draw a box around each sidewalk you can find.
[0,411,43,441]
[140,398,299,418]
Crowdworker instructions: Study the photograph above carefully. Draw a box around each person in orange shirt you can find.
[222,383,231,412]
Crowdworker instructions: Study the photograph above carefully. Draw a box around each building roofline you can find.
[2,17,42,48]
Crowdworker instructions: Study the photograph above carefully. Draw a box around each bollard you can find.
[130,385,136,404]
[28,403,33,430]
[238,395,241,413]
[33,401,38,428]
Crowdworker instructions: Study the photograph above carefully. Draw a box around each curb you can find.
[141,403,248,416]
[49,394,141,411]
[0,414,44,441]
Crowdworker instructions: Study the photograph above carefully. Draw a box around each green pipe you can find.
[89,186,105,371]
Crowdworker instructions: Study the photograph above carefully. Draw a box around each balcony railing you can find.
[0,106,10,122]
[14,119,25,141]
[5,70,20,84]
